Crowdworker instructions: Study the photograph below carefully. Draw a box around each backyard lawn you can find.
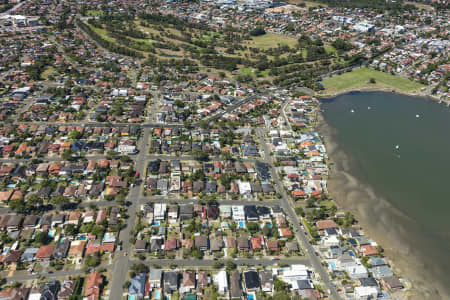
[321,68,425,94]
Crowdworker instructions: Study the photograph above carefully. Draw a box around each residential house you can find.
[194,236,209,251]
[135,240,147,253]
[181,271,196,294]
[41,280,60,300]
[148,269,162,288]
[52,239,70,260]
[213,271,228,295]
[58,280,76,300]
[163,271,178,293]
[84,272,103,300]
[259,271,273,294]
[35,245,54,261]
[230,270,242,299]
[243,271,260,292]
[129,273,146,299]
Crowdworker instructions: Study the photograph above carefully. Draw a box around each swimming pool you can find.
[153,290,161,299]
[48,230,56,238]
[76,236,87,241]
[248,294,254,300]
[128,295,135,300]
[239,221,245,228]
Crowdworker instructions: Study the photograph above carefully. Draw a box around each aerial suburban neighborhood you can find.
[0,0,447,299]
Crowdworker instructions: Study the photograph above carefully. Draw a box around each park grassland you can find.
[248,33,298,49]
[322,67,425,94]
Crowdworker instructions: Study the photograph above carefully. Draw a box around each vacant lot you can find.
[322,68,425,93]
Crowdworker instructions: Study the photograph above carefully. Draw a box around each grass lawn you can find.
[42,66,57,80]
[239,67,270,78]
[240,67,254,76]
[201,32,220,42]
[404,1,434,10]
[325,45,337,56]
[286,0,327,7]
[86,10,104,17]
[248,33,298,49]
[89,25,117,43]
[321,68,425,94]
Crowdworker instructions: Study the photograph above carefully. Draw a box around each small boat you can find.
[351,109,355,113]
[416,114,420,118]
[395,145,400,150]
[368,106,371,110]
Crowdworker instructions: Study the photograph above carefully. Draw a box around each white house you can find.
[238,181,252,195]
[346,264,369,279]
[154,204,167,221]
[118,144,137,154]
[354,286,379,299]
[213,270,228,295]
[232,206,245,223]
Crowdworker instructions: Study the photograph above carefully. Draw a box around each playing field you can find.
[322,68,425,93]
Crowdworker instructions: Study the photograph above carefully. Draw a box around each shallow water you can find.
[320,91,450,299]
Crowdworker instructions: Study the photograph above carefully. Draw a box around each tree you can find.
[131,263,149,274]
[91,225,105,237]
[274,277,288,292]
[62,149,75,160]
[50,195,70,207]
[343,212,356,227]
[220,151,233,161]
[212,261,223,269]
[174,100,185,108]
[225,261,236,272]
[250,26,266,36]
[8,198,25,212]
[64,224,78,236]
[192,169,205,181]
[369,77,376,84]
[84,254,101,268]
[192,149,209,161]
[34,231,51,245]
[191,248,203,259]
[247,222,259,234]
[262,224,272,237]
[68,130,82,140]
[295,207,305,217]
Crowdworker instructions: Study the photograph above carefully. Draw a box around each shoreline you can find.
[316,86,444,103]
[315,98,448,299]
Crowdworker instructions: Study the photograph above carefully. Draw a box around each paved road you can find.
[145,154,258,163]
[256,127,339,300]
[130,257,311,268]
[0,0,29,16]
[109,126,150,300]
[205,94,259,124]
[140,197,279,207]
[0,155,108,163]
[281,98,292,131]
[3,262,115,282]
